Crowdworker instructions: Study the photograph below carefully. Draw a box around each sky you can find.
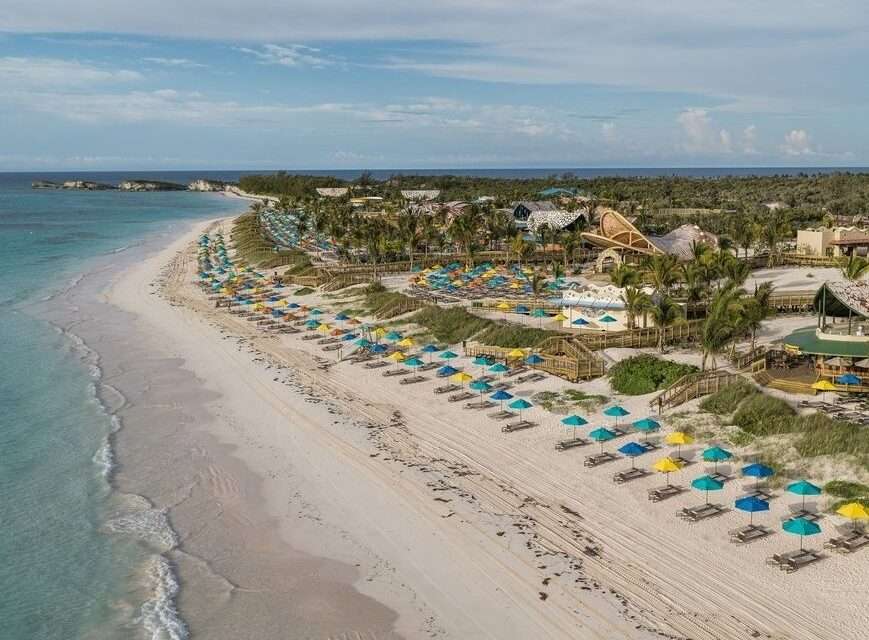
[1,1,867,170]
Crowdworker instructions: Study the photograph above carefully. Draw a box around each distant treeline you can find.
[240,170,869,216]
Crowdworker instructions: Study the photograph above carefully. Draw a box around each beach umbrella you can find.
[305,319,319,329]
[735,495,770,525]
[310,309,323,316]
[515,304,529,314]
[589,427,617,453]
[702,445,733,473]
[489,362,509,377]
[525,354,544,367]
[473,355,491,374]
[632,417,660,438]
[786,480,822,509]
[421,344,439,362]
[342,333,358,341]
[370,343,388,354]
[604,404,630,428]
[397,337,415,349]
[811,379,837,402]
[507,348,526,361]
[782,517,821,550]
[618,441,648,468]
[440,350,459,361]
[836,502,869,530]
[837,373,861,386]
[404,357,424,368]
[742,463,775,489]
[552,313,567,323]
[491,389,514,411]
[470,380,493,402]
[438,365,459,377]
[317,323,332,334]
[561,414,588,441]
[373,327,388,339]
[665,431,694,458]
[288,302,300,309]
[691,474,724,504]
[451,371,474,388]
[355,338,372,348]
[497,301,511,317]
[531,307,548,326]
[572,317,590,326]
[385,331,402,342]
[599,314,617,331]
[653,457,683,486]
[508,398,533,421]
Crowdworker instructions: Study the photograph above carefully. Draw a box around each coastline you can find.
[87,213,868,639]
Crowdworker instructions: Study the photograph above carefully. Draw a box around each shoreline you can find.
[96,213,867,639]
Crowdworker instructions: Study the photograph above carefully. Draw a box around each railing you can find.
[465,339,606,382]
[650,369,743,413]
[576,320,704,351]
[778,253,846,268]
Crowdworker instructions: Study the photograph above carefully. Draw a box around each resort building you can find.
[526,209,588,234]
[401,189,441,201]
[316,187,349,197]
[554,283,655,332]
[581,208,718,261]
[782,281,869,388]
[512,200,558,222]
[795,227,869,258]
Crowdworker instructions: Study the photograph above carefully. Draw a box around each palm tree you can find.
[397,209,420,272]
[644,254,680,295]
[649,295,681,352]
[700,283,745,370]
[741,282,774,353]
[842,254,869,281]
[511,233,527,268]
[551,261,565,282]
[420,215,439,265]
[622,286,651,330]
[530,270,548,306]
[559,230,580,272]
[732,217,755,259]
[680,263,707,315]
[450,210,480,268]
[721,252,751,287]
[610,264,640,288]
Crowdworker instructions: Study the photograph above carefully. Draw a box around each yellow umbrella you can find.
[387,351,406,362]
[277,299,288,307]
[397,337,415,348]
[812,380,837,391]
[653,456,683,486]
[496,302,511,311]
[665,431,694,458]
[451,372,473,387]
[507,348,526,359]
[373,327,387,338]
[317,323,331,333]
[837,502,869,521]
[509,282,521,289]
[553,313,567,322]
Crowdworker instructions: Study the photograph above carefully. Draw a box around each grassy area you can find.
[532,389,609,413]
[294,287,313,296]
[608,355,698,395]
[825,480,869,510]
[410,306,557,348]
[231,213,308,268]
[699,380,758,414]
[732,394,797,435]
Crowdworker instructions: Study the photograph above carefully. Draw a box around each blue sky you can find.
[1,1,867,170]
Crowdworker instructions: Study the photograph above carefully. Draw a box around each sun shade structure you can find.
[665,431,694,458]
[618,441,648,467]
[811,380,837,391]
[836,502,869,527]
[489,363,509,374]
[782,517,822,550]
[702,445,733,472]
[509,398,533,421]
[440,350,458,360]
[525,354,544,365]
[589,427,617,453]
[691,474,724,504]
[735,495,770,525]
[786,480,822,509]
[507,348,526,359]
[491,389,514,410]
[437,365,459,377]
[451,372,474,386]
[604,405,630,418]
[653,457,683,485]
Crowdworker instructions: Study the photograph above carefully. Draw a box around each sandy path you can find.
[114,217,869,639]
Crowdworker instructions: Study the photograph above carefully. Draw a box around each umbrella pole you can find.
[749,511,754,526]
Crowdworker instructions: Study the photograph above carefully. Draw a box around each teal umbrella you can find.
[489,362,509,376]
[440,350,458,360]
[531,307,547,326]
[782,517,822,550]
[702,445,733,473]
[421,344,440,362]
[509,398,533,421]
[404,357,424,367]
[691,474,724,504]
[786,480,822,509]
[561,414,589,441]
[526,354,544,365]
[604,405,630,428]
[385,331,402,342]
[632,417,660,440]
[588,427,616,453]
[470,380,493,402]
[473,356,491,375]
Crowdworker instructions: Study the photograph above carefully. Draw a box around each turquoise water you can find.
[0,173,245,639]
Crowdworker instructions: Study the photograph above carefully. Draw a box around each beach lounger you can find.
[523,372,547,382]
[447,391,475,403]
[765,550,806,567]
[708,472,732,484]
[488,410,515,421]
[400,375,427,385]
[781,550,824,573]
[612,468,649,483]
[489,382,514,392]
[434,383,460,394]
[464,400,496,410]
[679,503,727,522]
[648,485,685,502]
[729,524,772,544]
[740,489,773,501]
[639,441,661,452]
[364,361,389,369]
[322,344,342,352]
[825,531,869,553]
[583,452,619,468]
[417,362,440,372]
[383,369,411,378]
[301,334,320,340]
[514,373,535,383]
[505,366,529,378]
[787,509,822,522]
[502,420,537,433]
[555,437,590,451]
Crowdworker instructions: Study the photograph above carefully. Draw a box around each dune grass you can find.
[608,355,698,396]
[699,380,758,414]
[410,306,557,348]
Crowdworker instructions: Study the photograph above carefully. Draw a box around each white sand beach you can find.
[106,215,869,640]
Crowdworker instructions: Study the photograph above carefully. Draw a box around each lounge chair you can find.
[765,550,806,566]
[322,343,342,352]
[447,391,475,403]
[434,383,460,394]
[490,382,514,392]
[502,420,537,433]
[364,360,389,369]
[583,452,619,467]
[524,372,546,382]
[648,485,685,502]
[825,531,869,553]
[488,409,515,421]
[639,441,661,452]
[781,550,824,573]
[787,509,823,522]
[740,489,774,501]
[612,468,649,483]
[301,334,320,341]
[709,472,732,484]
[464,400,496,410]
[729,524,772,544]
[555,437,590,451]
[417,362,440,372]
[678,504,727,522]
[400,375,427,385]
[383,368,412,378]
[505,366,528,378]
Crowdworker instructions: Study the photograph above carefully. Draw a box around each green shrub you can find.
[608,355,698,395]
[732,394,797,436]
[294,287,313,296]
[825,480,869,500]
[699,380,758,415]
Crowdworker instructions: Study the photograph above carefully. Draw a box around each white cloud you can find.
[781,129,814,155]
[677,108,733,154]
[601,121,616,142]
[143,57,206,68]
[0,56,141,87]
[741,125,758,154]
[236,43,335,68]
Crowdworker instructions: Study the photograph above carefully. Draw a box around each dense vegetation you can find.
[410,306,558,348]
[699,380,758,414]
[608,355,698,395]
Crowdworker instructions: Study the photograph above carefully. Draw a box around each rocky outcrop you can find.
[187,179,232,192]
[31,180,62,189]
[62,180,116,190]
[119,180,186,192]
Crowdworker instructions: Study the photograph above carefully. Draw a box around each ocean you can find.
[0,172,246,639]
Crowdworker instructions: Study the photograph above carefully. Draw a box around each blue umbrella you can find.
[735,495,770,525]
[691,474,724,504]
[490,389,514,410]
[438,365,459,377]
[342,333,358,341]
[335,312,349,321]
[421,344,440,353]
[515,304,529,314]
[742,463,774,489]
[370,343,388,354]
[618,441,648,467]
[526,354,544,365]
[572,317,589,326]
[782,517,822,550]
[288,302,300,309]
[837,373,860,385]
